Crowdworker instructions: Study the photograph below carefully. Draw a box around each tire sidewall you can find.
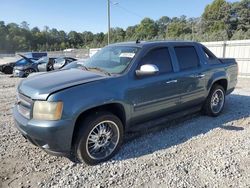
[3,66,13,74]
[76,112,124,165]
[207,85,225,116]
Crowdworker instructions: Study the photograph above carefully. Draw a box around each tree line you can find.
[0,0,249,53]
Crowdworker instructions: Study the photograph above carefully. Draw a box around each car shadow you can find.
[114,94,250,161]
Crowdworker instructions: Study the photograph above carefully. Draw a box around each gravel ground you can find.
[0,73,250,188]
[0,57,18,65]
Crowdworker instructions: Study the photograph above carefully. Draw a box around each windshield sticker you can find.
[119,53,135,58]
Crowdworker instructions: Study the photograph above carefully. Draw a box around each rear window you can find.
[174,46,199,70]
[202,47,220,64]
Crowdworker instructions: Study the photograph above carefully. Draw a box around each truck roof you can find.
[109,40,200,48]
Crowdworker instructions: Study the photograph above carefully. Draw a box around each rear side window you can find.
[174,46,199,70]
[202,47,220,64]
[142,47,173,73]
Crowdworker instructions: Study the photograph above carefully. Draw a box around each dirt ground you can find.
[0,74,249,188]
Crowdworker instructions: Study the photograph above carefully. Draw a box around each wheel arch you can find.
[71,102,127,149]
[207,73,228,95]
[212,79,228,91]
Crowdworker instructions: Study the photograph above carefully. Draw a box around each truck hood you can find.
[18,69,107,100]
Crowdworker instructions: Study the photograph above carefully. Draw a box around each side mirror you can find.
[136,64,159,77]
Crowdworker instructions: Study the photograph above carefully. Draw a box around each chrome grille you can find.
[17,93,33,119]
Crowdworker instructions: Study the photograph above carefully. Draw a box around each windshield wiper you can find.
[87,67,111,76]
[79,64,89,71]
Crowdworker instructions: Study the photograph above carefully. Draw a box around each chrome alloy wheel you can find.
[86,120,120,160]
[210,89,225,114]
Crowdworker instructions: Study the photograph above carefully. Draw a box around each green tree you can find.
[125,25,138,40]
[156,16,171,39]
[232,0,250,32]
[110,27,125,43]
[202,0,232,39]
[232,29,250,40]
[82,31,94,47]
[93,32,105,47]
[20,21,30,30]
[135,18,158,40]
[0,21,7,52]
[68,31,82,48]
[0,0,249,53]
[166,16,192,39]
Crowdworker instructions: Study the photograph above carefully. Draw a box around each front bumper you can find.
[13,105,74,157]
[13,69,25,77]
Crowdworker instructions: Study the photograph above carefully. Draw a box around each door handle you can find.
[166,80,178,84]
[190,74,205,79]
[196,74,205,79]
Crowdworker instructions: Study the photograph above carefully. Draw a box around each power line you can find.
[110,1,144,19]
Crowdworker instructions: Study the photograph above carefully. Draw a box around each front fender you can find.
[72,100,130,126]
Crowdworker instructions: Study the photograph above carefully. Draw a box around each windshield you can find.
[16,58,34,65]
[83,46,140,74]
[54,57,66,64]
[35,57,49,64]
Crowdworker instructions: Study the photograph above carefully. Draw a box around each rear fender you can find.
[206,71,227,95]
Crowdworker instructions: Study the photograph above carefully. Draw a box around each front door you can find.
[127,47,182,124]
[37,57,49,72]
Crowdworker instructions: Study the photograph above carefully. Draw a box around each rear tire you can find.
[203,84,225,117]
[3,66,13,74]
[74,112,124,165]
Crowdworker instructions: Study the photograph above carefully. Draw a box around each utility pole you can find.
[107,0,110,45]
[192,22,194,41]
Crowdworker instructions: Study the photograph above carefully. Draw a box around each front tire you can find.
[3,66,13,74]
[74,112,124,165]
[203,84,225,117]
[24,68,35,77]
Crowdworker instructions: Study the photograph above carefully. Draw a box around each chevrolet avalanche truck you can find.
[13,41,238,165]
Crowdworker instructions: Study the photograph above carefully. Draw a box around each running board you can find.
[128,105,202,132]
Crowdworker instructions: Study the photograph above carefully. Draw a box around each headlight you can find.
[33,101,63,120]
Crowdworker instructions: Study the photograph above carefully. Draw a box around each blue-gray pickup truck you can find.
[13,41,238,165]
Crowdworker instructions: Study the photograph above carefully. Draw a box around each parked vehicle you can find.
[0,53,47,74]
[13,57,77,77]
[52,57,77,70]
[62,60,86,70]
[13,41,238,165]
[13,57,55,77]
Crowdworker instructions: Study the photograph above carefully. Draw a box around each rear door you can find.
[173,45,206,108]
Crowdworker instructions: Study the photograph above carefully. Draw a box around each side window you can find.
[142,47,173,74]
[174,46,199,70]
[67,58,74,63]
[202,47,220,64]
